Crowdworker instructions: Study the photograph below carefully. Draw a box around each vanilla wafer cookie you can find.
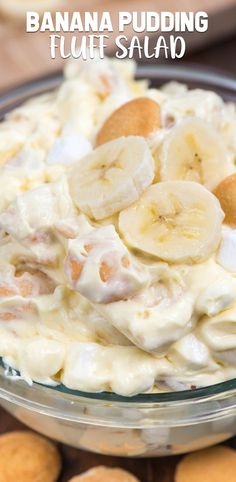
[69,466,140,482]
[175,445,236,482]
[0,431,61,482]
[96,97,161,146]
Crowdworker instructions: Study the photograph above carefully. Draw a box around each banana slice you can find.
[160,118,232,191]
[68,136,154,220]
[119,181,224,263]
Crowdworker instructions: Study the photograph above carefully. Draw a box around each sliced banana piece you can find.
[160,118,232,191]
[68,136,154,220]
[119,181,224,263]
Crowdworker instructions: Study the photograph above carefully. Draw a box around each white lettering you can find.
[50,34,70,59]
[50,34,109,60]
[146,12,160,32]
[161,12,174,32]
[170,36,186,58]
[195,11,208,32]
[100,12,113,31]
[154,36,169,58]
[119,12,132,31]
[115,35,128,58]
[41,12,54,31]
[26,12,39,32]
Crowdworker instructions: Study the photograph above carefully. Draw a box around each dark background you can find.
[183,34,236,74]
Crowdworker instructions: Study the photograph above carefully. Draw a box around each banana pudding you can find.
[0,56,236,397]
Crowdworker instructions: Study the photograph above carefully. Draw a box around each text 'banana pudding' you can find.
[0,55,236,396]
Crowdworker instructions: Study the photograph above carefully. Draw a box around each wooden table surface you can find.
[0,15,236,482]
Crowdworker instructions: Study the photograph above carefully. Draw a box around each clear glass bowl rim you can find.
[0,63,236,407]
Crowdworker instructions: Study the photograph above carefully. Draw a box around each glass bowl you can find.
[0,64,236,457]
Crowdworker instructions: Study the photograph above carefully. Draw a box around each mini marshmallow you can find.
[47,135,92,166]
